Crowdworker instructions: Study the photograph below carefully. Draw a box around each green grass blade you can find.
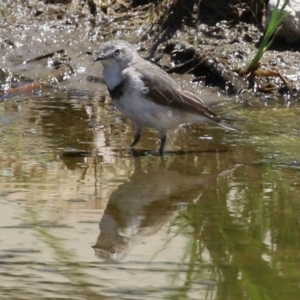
[245,0,290,71]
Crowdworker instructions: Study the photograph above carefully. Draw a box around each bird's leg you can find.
[130,126,142,148]
[159,134,167,155]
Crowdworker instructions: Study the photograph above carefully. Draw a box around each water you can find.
[1,85,300,300]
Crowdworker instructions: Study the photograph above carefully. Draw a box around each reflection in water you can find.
[93,152,240,262]
[2,91,300,299]
[162,164,300,300]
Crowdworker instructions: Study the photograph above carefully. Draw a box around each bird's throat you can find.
[103,67,124,90]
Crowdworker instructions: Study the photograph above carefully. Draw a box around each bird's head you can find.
[94,39,137,70]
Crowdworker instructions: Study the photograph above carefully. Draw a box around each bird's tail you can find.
[218,120,242,132]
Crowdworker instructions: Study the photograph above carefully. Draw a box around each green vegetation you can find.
[26,209,104,299]
[243,0,290,74]
[167,165,300,300]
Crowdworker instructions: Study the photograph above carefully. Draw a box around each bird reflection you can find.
[93,151,238,262]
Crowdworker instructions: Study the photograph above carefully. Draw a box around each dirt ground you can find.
[1,0,300,104]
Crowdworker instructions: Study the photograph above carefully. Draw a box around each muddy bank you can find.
[1,0,300,106]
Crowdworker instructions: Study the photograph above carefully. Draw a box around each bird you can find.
[94,39,239,155]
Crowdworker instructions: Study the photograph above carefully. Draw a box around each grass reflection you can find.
[24,209,107,300]
[168,165,300,300]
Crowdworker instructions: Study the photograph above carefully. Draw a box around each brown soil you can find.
[1,0,300,105]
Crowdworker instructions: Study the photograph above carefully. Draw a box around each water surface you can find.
[1,84,300,300]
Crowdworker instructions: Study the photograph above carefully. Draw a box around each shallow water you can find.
[1,79,300,300]
[1,1,300,298]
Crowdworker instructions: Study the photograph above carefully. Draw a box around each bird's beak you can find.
[94,53,106,62]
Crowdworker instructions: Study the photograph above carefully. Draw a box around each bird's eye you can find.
[114,49,120,56]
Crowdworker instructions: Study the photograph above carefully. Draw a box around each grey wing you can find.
[131,60,222,122]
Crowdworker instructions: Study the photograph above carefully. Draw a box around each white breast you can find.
[103,66,124,90]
